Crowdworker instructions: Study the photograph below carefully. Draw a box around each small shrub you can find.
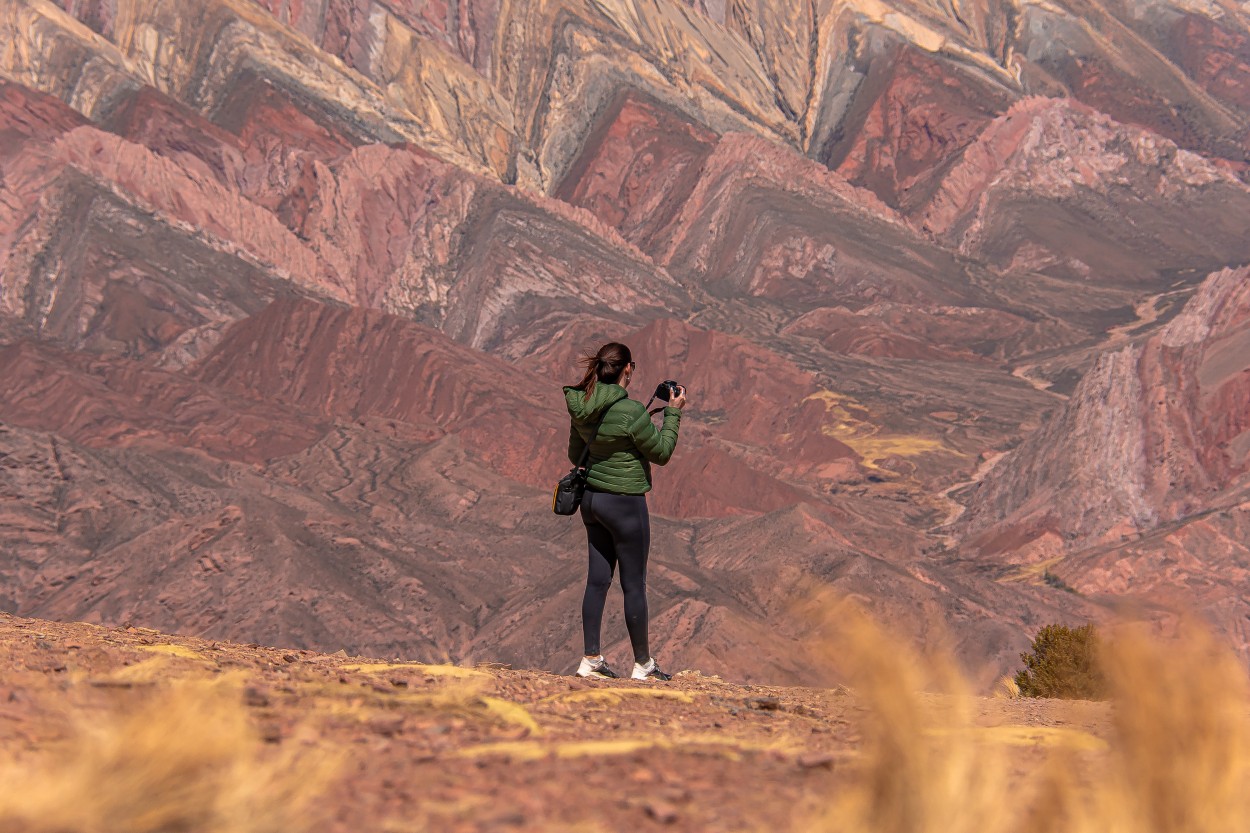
[1042,570,1077,594]
[1015,623,1106,699]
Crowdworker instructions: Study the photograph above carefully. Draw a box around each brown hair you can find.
[572,342,633,400]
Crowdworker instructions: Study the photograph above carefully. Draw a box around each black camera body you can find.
[653,380,683,402]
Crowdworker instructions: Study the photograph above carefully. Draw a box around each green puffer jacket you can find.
[564,382,681,495]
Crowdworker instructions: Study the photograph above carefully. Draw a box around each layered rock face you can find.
[962,267,1250,547]
[958,267,1250,654]
[3,0,1250,681]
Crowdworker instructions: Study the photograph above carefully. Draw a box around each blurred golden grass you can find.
[0,678,337,833]
[299,675,544,736]
[924,725,1107,752]
[135,643,206,660]
[454,733,795,762]
[806,601,1250,833]
[543,688,695,705]
[339,662,487,678]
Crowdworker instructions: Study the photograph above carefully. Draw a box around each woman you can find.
[563,342,686,681]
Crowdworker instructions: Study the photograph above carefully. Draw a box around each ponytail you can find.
[572,342,633,400]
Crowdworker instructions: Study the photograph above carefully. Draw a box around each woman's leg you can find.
[594,493,651,664]
[580,491,618,656]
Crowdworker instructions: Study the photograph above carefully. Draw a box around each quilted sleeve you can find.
[626,404,681,465]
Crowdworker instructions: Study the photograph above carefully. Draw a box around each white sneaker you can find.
[631,657,672,681]
[576,655,618,679]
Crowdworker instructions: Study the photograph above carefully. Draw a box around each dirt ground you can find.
[0,612,1111,832]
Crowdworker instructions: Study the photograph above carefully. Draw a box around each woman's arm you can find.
[627,405,681,465]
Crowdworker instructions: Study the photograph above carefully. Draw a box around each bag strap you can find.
[576,394,627,470]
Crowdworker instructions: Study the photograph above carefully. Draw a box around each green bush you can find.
[1014,623,1106,699]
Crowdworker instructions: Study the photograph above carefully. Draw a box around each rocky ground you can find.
[0,612,1112,832]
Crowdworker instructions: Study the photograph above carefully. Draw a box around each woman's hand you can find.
[670,386,688,409]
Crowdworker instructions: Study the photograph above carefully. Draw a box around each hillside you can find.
[2,0,1250,681]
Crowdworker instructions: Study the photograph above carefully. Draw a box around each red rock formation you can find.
[192,298,567,486]
[781,302,1080,362]
[0,340,327,462]
[554,91,719,254]
[9,0,1250,677]
[824,45,1017,211]
[960,265,1250,554]
[654,132,974,307]
[1169,14,1250,116]
[918,98,1250,293]
[954,267,1250,655]
[0,81,88,149]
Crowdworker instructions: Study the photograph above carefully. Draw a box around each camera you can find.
[653,380,683,402]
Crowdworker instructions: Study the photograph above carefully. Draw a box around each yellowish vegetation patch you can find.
[480,697,543,735]
[306,679,484,716]
[544,688,695,705]
[299,679,540,735]
[136,643,205,660]
[998,556,1064,584]
[455,734,792,762]
[802,390,954,469]
[106,656,216,684]
[926,725,1108,752]
[339,662,487,679]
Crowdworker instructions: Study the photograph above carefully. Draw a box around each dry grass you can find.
[542,688,695,705]
[0,677,337,833]
[453,733,795,762]
[812,601,1019,833]
[807,602,1250,833]
[1089,621,1250,833]
[302,674,543,736]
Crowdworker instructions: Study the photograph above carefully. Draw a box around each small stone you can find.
[798,752,838,769]
[659,786,690,802]
[644,801,679,824]
[243,686,271,708]
[748,696,781,711]
[282,653,298,663]
[368,717,404,737]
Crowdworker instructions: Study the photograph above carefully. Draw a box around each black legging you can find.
[580,489,651,663]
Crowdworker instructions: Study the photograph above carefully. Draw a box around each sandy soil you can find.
[0,612,1113,832]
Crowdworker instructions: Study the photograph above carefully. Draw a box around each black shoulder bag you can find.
[552,396,625,515]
